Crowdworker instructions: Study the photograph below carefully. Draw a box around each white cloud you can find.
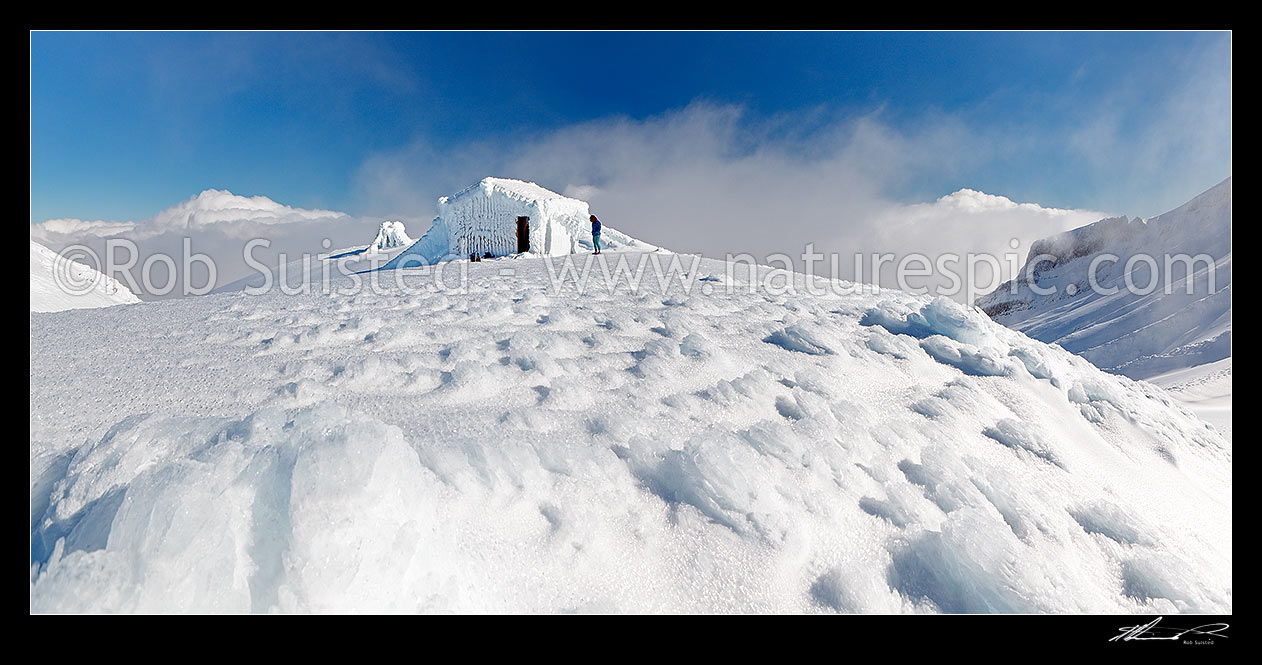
[864,191,1106,298]
[147,189,351,233]
[34,218,137,238]
[31,189,353,241]
[31,106,1118,304]
[351,102,1107,301]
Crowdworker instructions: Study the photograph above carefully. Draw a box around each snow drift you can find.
[30,249,1230,613]
[30,240,140,312]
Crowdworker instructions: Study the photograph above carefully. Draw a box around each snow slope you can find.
[976,180,1230,441]
[30,240,141,313]
[976,178,1230,381]
[1148,358,1232,441]
[30,251,1230,613]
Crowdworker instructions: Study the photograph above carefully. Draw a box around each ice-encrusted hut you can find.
[384,178,651,268]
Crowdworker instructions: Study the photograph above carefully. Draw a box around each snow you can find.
[369,221,412,251]
[384,178,655,268]
[1148,357,1232,441]
[977,179,1231,440]
[30,249,1230,613]
[213,223,419,294]
[977,178,1230,380]
[30,240,140,312]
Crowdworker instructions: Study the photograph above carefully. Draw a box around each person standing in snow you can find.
[590,215,603,255]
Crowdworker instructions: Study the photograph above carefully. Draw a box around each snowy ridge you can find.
[30,240,140,312]
[976,178,1231,380]
[30,253,1230,613]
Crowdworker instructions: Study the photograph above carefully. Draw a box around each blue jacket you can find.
[591,219,601,235]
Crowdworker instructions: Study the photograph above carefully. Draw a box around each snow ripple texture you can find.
[29,253,1230,613]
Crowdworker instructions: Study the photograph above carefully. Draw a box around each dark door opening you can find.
[516,216,530,253]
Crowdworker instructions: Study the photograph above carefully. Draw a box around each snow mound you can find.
[30,254,1230,613]
[384,177,655,269]
[977,178,1231,380]
[30,240,140,312]
[370,221,412,251]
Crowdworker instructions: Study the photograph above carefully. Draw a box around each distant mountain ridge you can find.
[976,178,1230,381]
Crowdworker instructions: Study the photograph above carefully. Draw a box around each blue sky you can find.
[30,31,1231,224]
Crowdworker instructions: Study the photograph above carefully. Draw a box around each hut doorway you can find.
[516,216,530,253]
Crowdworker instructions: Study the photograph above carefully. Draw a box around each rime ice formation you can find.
[30,240,141,312]
[369,221,413,251]
[384,178,654,268]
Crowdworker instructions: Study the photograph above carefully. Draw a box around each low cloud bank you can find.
[32,105,1110,302]
[354,103,1107,300]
